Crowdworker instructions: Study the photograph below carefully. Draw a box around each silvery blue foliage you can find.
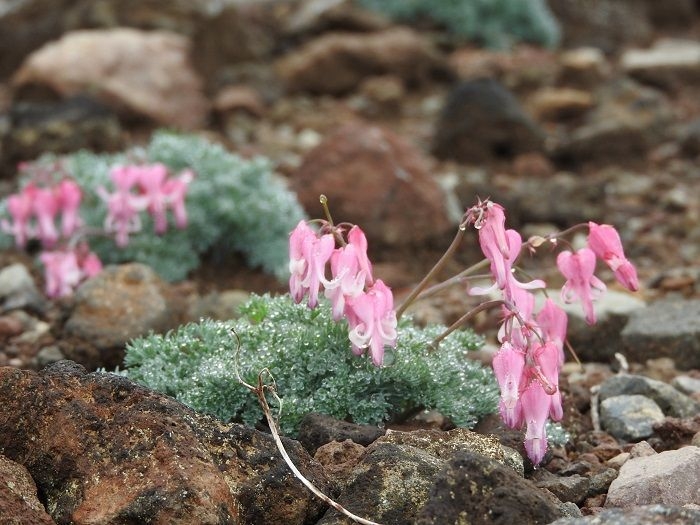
[124,294,499,436]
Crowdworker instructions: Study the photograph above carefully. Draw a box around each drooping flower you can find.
[288,220,335,309]
[325,226,374,320]
[492,342,526,428]
[532,341,563,421]
[162,169,194,230]
[31,186,60,247]
[55,179,83,238]
[521,382,551,465]
[136,164,170,234]
[40,250,84,299]
[2,188,35,248]
[587,222,639,292]
[557,248,606,325]
[346,279,397,366]
[536,298,568,365]
[97,166,149,247]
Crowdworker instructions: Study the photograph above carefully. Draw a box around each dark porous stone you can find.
[297,412,385,455]
[621,298,700,370]
[0,361,333,525]
[533,470,590,505]
[414,451,564,525]
[432,78,544,163]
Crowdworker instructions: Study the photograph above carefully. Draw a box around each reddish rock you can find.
[291,122,452,247]
[276,28,451,95]
[12,28,209,129]
[0,361,333,524]
[0,455,55,524]
[61,263,187,370]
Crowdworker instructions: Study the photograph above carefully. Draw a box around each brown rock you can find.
[314,439,365,482]
[62,263,186,370]
[12,28,209,129]
[291,122,452,247]
[0,455,55,524]
[0,361,333,524]
[529,87,594,121]
[276,28,450,95]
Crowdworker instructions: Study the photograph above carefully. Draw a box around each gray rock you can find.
[600,395,665,441]
[621,298,700,369]
[549,504,700,524]
[599,374,700,418]
[537,289,645,363]
[671,375,700,396]
[35,345,66,368]
[587,467,619,497]
[534,471,590,504]
[0,263,46,314]
[552,79,673,166]
[605,446,700,507]
[62,263,186,370]
[414,451,564,525]
[432,78,544,163]
[622,39,700,89]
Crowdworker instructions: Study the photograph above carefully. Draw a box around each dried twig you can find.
[232,330,383,525]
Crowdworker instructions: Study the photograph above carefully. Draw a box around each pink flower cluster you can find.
[2,163,193,299]
[289,220,397,366]
[2,179,103,299]
[466,200,638,465]
[97,164,193,247]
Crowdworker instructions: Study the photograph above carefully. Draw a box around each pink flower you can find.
[98,166,149,247]
[587,222,639,292]
[478,202,509,259]
[162,169,194,230]
[521,382,551,465]
[324,226,374,320]
[472,229,545,296]
[55,179,82,238]
[532,342,563,421]
[31,186,60,247]
[136,164,170,234]
[346,279,397,366]
[492,342,526,428]
[288,221,334,308]
[40,250,84,299]
[536,298,568,365]
[557,248,606,325]
[2,188,35,248]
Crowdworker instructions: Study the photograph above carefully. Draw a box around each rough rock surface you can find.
[298,412,385,455]
[0,454,55,524]
[599,395,665,441]
[549,504,700,525]
[291,121,452,246]
[0,361,333,524]
[432,78,544,163]
[621,298,700,369]
[415,451,564,525]
[276,27,450,95]
[61,263,186,370]
[599,374,700,419]
[12,28,209,129]
[605,446,700,507]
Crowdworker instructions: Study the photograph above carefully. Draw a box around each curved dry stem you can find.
[231,331,382,525]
